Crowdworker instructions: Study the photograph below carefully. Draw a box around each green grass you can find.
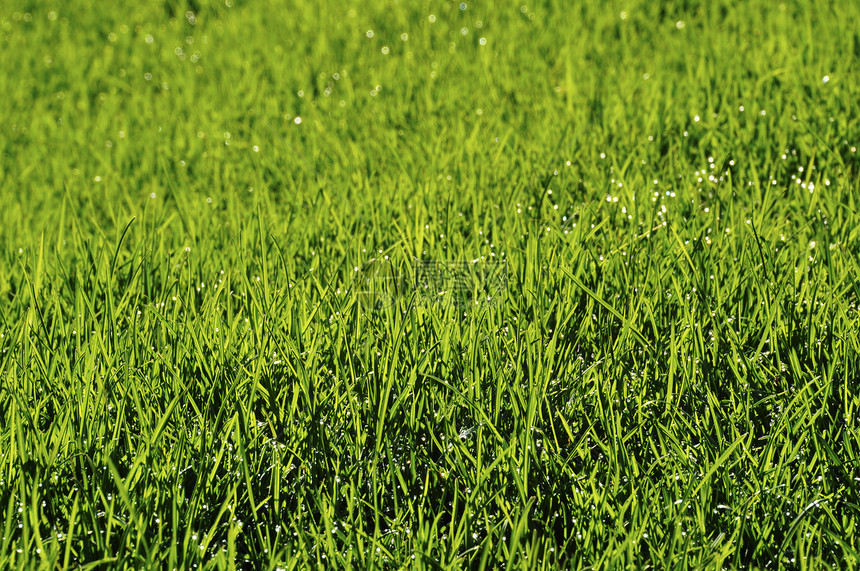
[2,0,860,568]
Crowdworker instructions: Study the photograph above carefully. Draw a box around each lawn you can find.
[2,0,860,568]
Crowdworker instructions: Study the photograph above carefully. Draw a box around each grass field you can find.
[2,0,860,568]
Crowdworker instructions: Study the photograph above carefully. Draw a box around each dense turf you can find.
[2,0,860,568]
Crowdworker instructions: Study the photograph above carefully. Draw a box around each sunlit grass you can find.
[1,0,860,568]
